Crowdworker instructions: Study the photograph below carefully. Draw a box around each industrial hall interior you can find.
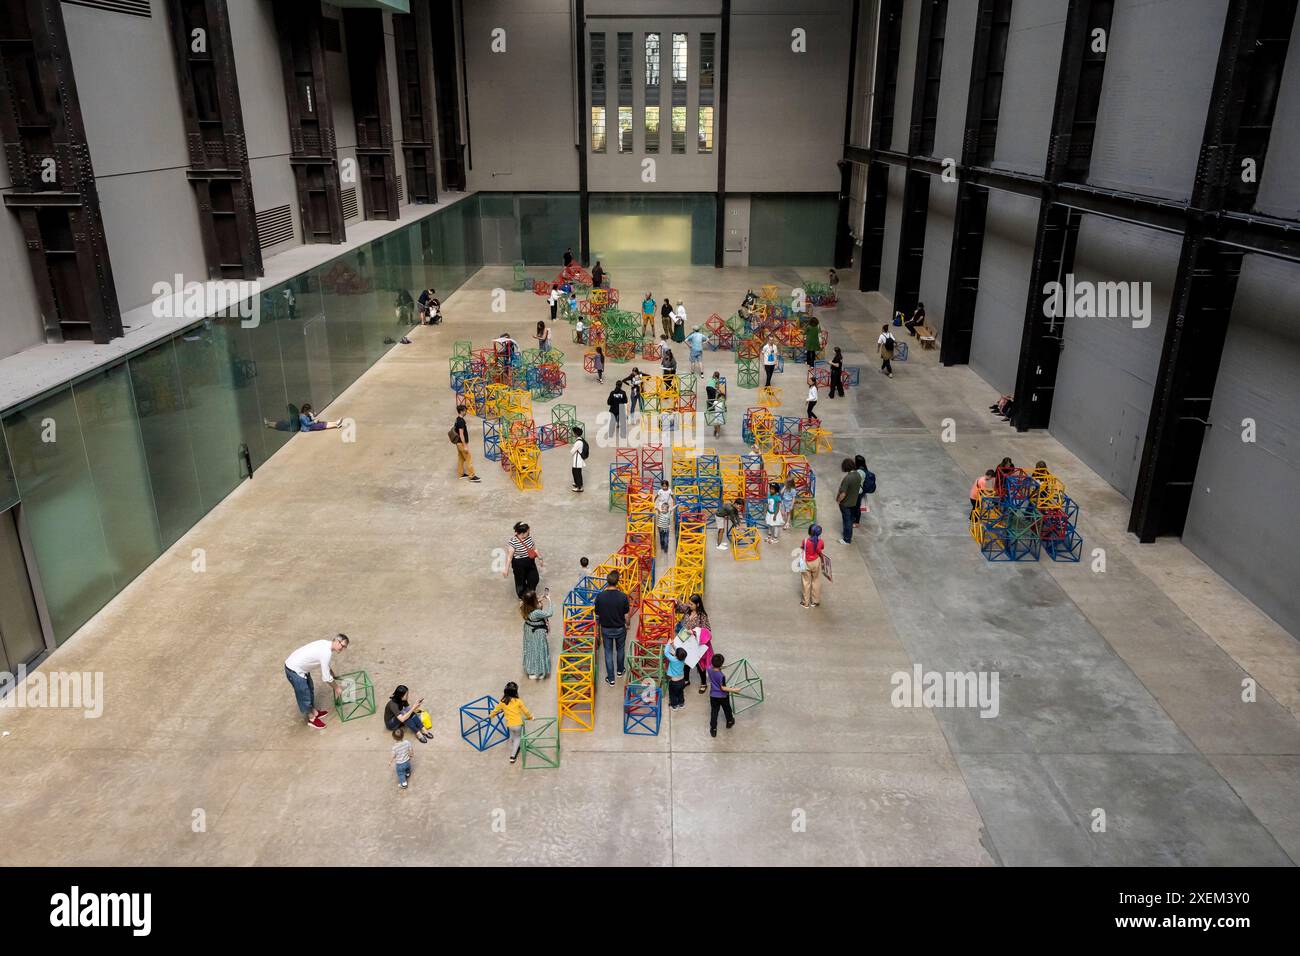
[0,0,1298,870]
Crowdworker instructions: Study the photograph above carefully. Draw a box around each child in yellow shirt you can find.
[489,682,534,764]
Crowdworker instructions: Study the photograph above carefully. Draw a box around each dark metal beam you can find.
[858,0,903,292]
[833,0,863,270]
[715,0,731,268]
[575,0,590,265]
[393,3,439,205]
[1129,0,1298,542]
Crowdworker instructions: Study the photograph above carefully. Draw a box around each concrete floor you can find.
[1,265,1297,866]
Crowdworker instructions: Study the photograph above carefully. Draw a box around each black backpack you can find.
[578,438,590,460]
[863,469,877,494]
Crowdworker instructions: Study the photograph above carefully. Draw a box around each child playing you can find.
[579,556,590,574]
[764,481,784,544]
[665,645,689,710]
[391,728,414,788]
[707,653,738,737]
[594,346,606,384]
[575,315,586,344]
[488,681,533,764]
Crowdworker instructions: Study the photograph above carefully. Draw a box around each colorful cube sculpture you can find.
[623,683,662,735]
[331,670,375,721]
[730,526,761,561]
[460,695,509,751]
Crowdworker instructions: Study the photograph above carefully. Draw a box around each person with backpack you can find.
[570,426,589,493]
[854,454,875,523]
[606,380,628,441]
[835,458,863,545]
[451,405,481,482]
[878,325,896,377]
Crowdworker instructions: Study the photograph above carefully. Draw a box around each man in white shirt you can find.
[494,332,517,366]
[548,284,561,321]
[878,324,896,378]
[570,425,588,493]
[284,635,349,729]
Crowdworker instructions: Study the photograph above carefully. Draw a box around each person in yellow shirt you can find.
[489,682,534,764]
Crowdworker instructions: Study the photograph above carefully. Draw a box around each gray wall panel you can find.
[933,0,977,162]
[1255,12,1300,219]
[991,0,1068,176]
[463,0,577,192]
[1087,0,1227,202]
[879,164,901,302]
[967,189,1037,395]
[918,181,954,336]
[890,0,921,151]
[230,0,292,163]
[1183,255,1300,637]
[1049,219,1177,498]
[727,4,852,192]
[0,211,44,356]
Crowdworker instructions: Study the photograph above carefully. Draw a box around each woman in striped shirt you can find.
[502,521,542,599]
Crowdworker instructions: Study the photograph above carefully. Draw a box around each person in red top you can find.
[800,524,827,608]
[970,469,995,511]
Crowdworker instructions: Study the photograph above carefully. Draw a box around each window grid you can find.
[618,32,633,153]
[699,33,715,153]
[698,106,714,153]
[590,32,606,154]
[645,33,661,153]
[671,33,687,154]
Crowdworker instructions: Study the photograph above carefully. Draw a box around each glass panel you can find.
[748,194,840,266]
[590,193,716,267]
[671,33,687,154]
[698,106,714,153]
[0,509,46,669]
[645,33,660,154]
[591,106,606,153]
[3,390,116,643]
[645,106,660,155]
[519,193,580,266]
[128,340,205,550]
[246,282,293,462]
[671,107,686,153]
[0,425,17,512]
[72,364,162,587]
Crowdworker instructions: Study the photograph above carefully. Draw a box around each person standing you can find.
[804,317,821,367]
[594,571,631,686]
[780,476,798,528]
[706,371,725,438]
[548,283,561,322]
[488,682,533,764]
[284,634,349,729]
[452,405,482,482]
[761,338,779,387]
[672,301,687,343]
[878,325,896,377]
[806,379,819,421]
[606,379,628,441]
[594,346,606,385]
[536,320,552,355]
[686,326,706,376]
[665,644,689,710]
[835,458,863,545]
[502,522,542,598]
[764,481,785,544]
[641,293,656,339]
[626,368,646,421]
[592,261,605,288]
[655,492,674,554]
[660,297,674,339]
[571,426,589,493]
[707,653,738,737]
[854,454,874,523]
[799,525,826,609]
[828,347,845,399]
[391,728,414,789]
[563,247,574,268]
[521,588,555,680]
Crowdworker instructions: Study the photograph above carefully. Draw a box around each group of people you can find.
[969,457,1048,510]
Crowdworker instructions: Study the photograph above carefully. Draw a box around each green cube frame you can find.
[521,717,561,769]
[332,670,376,721]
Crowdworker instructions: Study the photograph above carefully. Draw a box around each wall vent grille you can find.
[63,0,152,18]
[255,204,295,250]
[341,186,359,220]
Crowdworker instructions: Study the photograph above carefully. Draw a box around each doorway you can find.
[0,507,48,674]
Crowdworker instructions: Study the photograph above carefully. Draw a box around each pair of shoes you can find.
[469,476,482,483]
[717,543,729,551]
[710,727,717,737]
[307,716,326,729]
[605,677,616,686]
[527,674,538,680]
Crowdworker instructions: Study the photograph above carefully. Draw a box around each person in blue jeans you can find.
[391,728,413,789]
[835,457,863,545]
[383,685,431,743]
[593,570,631,685]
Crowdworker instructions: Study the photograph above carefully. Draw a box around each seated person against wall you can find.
[905,303,927,336]
[268,402,342,432]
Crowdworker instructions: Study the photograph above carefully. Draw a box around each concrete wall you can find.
[0,148,45,357]
[1087,0,1227,202]
[1255,12,1300,219]
[1183,255,1300,637]
[932,0,976,162]
[966,188,1036,396]
[918,181,954,336]
[888,0,921,151]
[726,0,853,192]
[462,0,577,192]
[879,164,901,302]
[1049,219,1179,498]
[991,0,1067,176]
